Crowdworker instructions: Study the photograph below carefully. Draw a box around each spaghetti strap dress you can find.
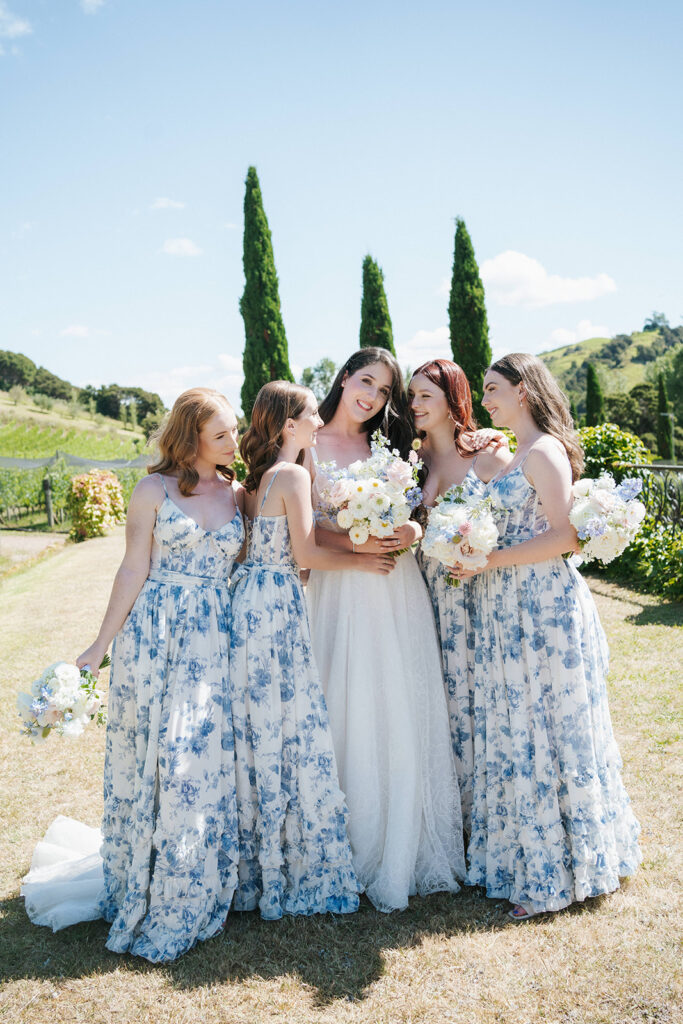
[228,469,359,919]
[466,458,641,913]
[22,475,245,961]
[416,463,487,835]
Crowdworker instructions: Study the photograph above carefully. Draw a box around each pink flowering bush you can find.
[68,470,125,541]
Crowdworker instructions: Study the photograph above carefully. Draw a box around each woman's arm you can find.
[76,476,161,673]
[473,446,513,485]
[315,522,419,552]
[282,466,396,574]
[455,442,577,577]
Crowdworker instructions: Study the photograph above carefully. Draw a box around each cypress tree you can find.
[656,372,674,460]
[448,218,491,425]
[359,255,395,354]
[570,398,579,427]
[585,363,605,427]
[240,166,293,419]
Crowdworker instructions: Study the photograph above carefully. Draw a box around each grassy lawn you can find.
[0,536,681,1024]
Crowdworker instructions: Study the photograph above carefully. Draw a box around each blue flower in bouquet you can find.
[615,478,643,502]
[17,657,109,742]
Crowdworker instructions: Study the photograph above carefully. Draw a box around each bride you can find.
[304,347,466,912]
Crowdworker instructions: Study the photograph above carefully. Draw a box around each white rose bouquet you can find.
[422,484,501,586]
[17,657,109,742]
[569,473,646,565]
[316,430,423,548]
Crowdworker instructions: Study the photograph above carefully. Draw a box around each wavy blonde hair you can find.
[488,353,584,481]
[240,381,311,493]
[147,388,235,496]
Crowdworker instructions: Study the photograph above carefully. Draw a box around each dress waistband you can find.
[147,568,229,588]
[231,561,299,581]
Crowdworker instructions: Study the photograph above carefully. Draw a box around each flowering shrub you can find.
[68,469,125,541]
[578,423,652,482]
[232,453,247,482]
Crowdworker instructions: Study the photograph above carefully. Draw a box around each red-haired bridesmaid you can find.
[409,359,511,836]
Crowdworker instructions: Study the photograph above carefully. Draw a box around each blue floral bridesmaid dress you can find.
[466,459,641,914]
[417,464,486,836]
[228,470,359,919]
[102,476,244,960]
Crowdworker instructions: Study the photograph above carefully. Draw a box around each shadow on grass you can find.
[624,602,683,627]
[0,887,523,1005]
[586,574,682,627]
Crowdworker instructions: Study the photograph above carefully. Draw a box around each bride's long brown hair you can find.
[240,381,311,493]
[488,353,584,481]
[147,388,236,495]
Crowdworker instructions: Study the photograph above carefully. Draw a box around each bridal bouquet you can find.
[569,473,646,565]
[422,485,501,586]
[317,430,423,547]
[17,657,109,742]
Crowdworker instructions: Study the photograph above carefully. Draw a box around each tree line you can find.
[239,166,492,426]
[0,350,165,437]
[239,166,680,461]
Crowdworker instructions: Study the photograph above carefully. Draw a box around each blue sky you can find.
[2,0,681,413]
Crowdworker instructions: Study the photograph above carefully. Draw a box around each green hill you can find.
[0,392,144,460]
[539,325,683,402]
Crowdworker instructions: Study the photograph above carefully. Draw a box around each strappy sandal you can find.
[508,903,539,921]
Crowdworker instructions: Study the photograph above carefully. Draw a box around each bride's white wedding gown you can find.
[306,457,466,912]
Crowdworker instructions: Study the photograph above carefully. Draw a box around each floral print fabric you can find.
[228,511,359,919]
[466,464,641,912]
[417,466,487,835]
[102,492,244,961]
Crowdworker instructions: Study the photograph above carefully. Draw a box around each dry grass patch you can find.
[1,546,681,1023]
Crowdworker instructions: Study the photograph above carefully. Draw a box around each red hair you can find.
[412,359,478,458]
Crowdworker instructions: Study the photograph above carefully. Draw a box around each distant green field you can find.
[0,416,143,460]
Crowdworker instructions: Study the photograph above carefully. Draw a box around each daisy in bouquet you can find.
[569,473,646,565]
[421,484,501,586]
[316,430,423,550]
[17,657,109,742]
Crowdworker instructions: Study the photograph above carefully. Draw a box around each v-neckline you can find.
[424,464,477,509]
[163,495,242,535]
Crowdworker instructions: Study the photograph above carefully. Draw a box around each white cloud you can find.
[396,326,452,372]
[160,238,202,257]
[217,353,242,373]
[548,319,611,349]
[481,251,617,308]
[151,197,185,211]
[137,359,244,414]
[81,0,106,14]
[223,222,239,230]
[60,324,90,338]
[0,1,31,53]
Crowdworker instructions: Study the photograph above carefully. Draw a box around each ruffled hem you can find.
[466,760,642,913]
[101,815,240,962]
[233,860,359,919]
[104,892,233,962]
